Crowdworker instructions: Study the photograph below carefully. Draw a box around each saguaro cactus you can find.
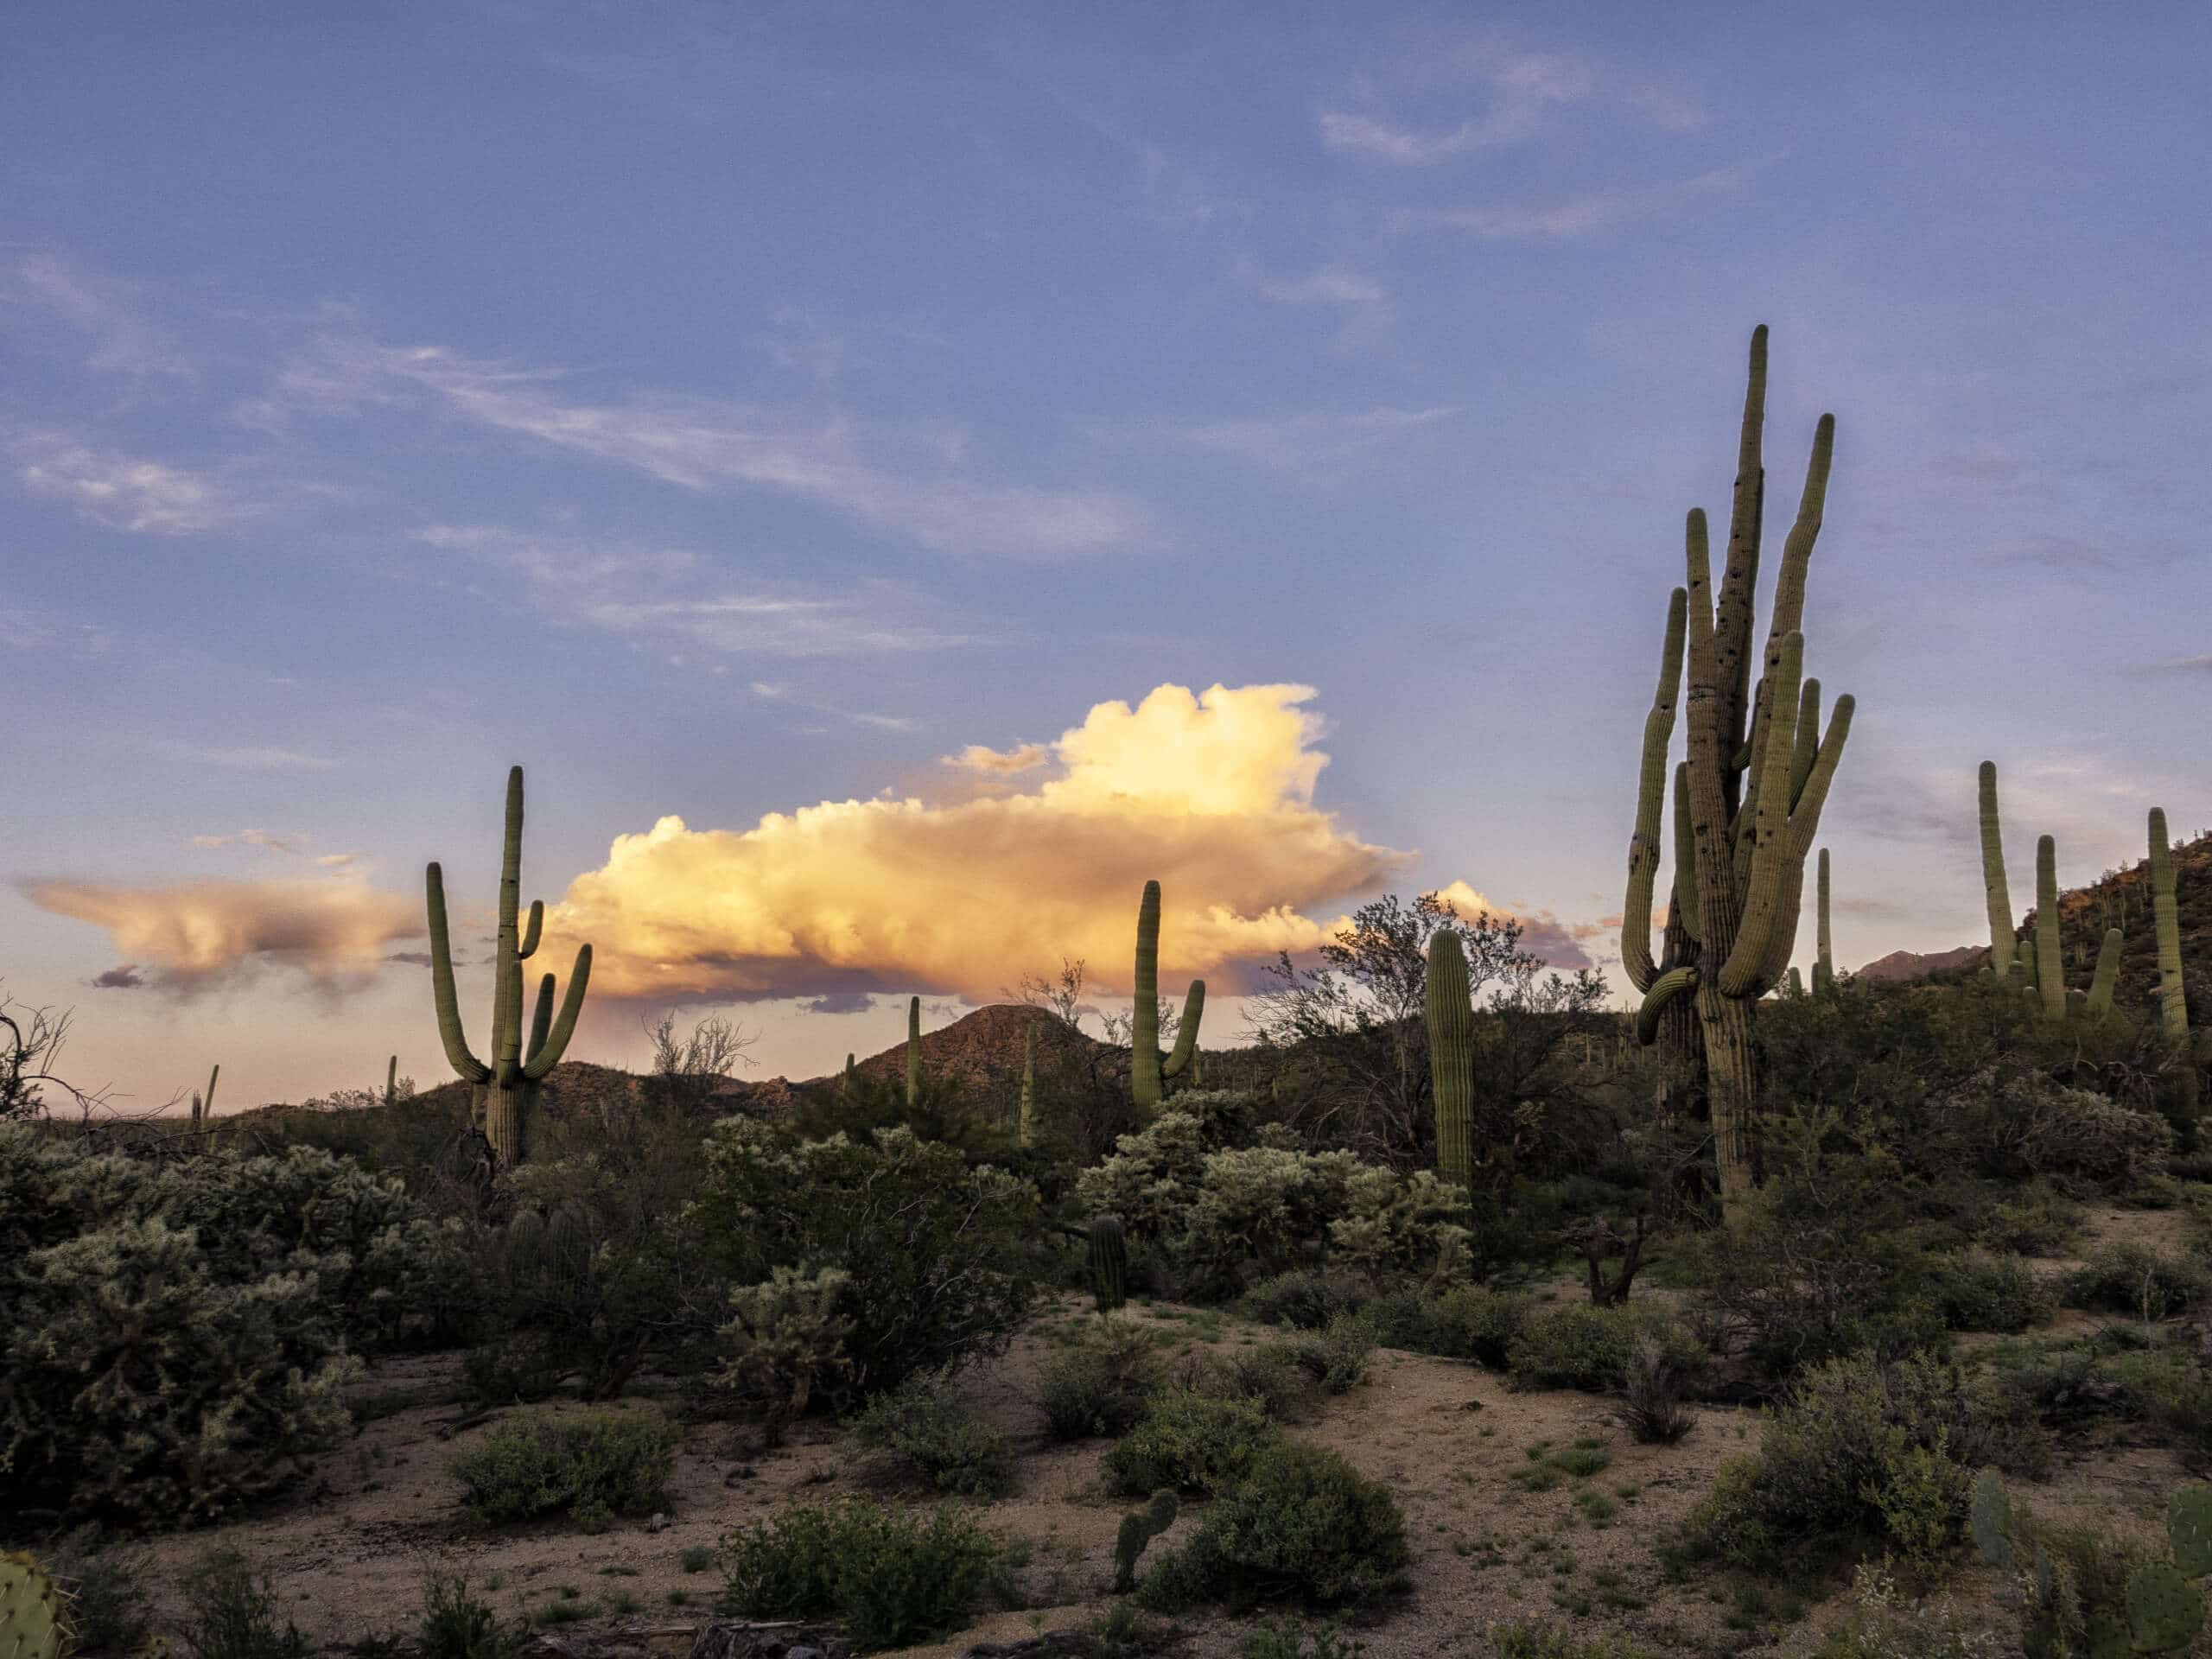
[2035,836,2066,1020]
[2151,807,2199,1130]
[2087,927,2123,1018]
[1426,929,1474,1189]
[1019,1022,1036,1148]
[426,766,592,1170]
[1115,1491,1179,1592]
[188,1062,219,1136]
[384,1054,397,1108]
[1980,762,2016,976]
[1130,880,1205,1113]
[1813,848,1834,996]
[0,1551,70,1659]
[1629,328,1853,1214]
[1088,1213,1128,1313]
[906,995,922,1108]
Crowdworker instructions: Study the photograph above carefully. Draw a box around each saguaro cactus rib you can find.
[1979,762,2015,976]
[424,766,592,1167]
[1131,880,1205,1112]
[1623,587,1688,995]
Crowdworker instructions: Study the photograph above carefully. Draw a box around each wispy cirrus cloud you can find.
[1155,405,1462,470]
[156,742,336,773]
[268,336,1152,558]
[1242,264,1387,308]
[412,524,988,660]
[9,251,194,378]
[16,435,241,534]
[1395,163,1752,241]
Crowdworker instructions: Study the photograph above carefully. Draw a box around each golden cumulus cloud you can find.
[546,683,1409,1001]
[27,879,422,989]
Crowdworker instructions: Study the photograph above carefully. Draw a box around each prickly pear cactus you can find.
[0,1551,71,1659]
[2170,1484,2212,1578]
[2126,1561,2204,1653]
[1088,1214,1128,1313]
[1971,1468,2013,1571]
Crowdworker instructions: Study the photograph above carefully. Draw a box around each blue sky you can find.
[5,2,2208,1111]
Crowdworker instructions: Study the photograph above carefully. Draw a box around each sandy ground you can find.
[105,1204,2210,1658]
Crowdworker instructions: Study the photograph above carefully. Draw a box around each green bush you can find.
[1922,1253,2056,1333]
[1490,1629,1659,1659]
[448,1410,679,1529]
[690,1122,1039,1402]
[1140,1441,1408,1610]
[1039,1321,1166,1440]
[719,1499,1004,1650]
[849,1369,1016,1497]
[1104,1393,1278,1496]
[1506,1303,1654,1391]
[1196,1345,1318,1422]
[1976,1185,2084,1257]
[1242,1270,1367,1332]
[1686,1353,2046,1571]
[1286,1312,1375,1395]
[2060,1241,2212,1319]
[1363,1284,1530,1367]
[176,1552,313,1659]
[417,1575,526,1659]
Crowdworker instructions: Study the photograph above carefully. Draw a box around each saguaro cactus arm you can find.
[1162,980,1205,1080]
[425,861,491,1084]
[1623,586,1688,994]
[1637,966,1699,1046]
[1711,322,1770,811]
[520,950,589,1082]
[1132,880,1205,1108]
[1980,762,2015,976]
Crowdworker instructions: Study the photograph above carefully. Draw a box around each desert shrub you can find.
[1618,1336,1697,1445]
[1805,1560,2005,1659]
[1039,1320,1166,1440]
[1490,1629,1661,1659]
[1952,1072,2174,1191]
[691,1121,1039,1402]
[2093,1348,2212,1453]
[1507,1303,1656,1392]
[1974,1185,2084,1256]
[1686,1352,2047,1571]
[448,1409,679,1530]
[2,1215,360,1524]
[1239,1620,1367,1659]
[1922,1254,2056,1333]
[40,1525,153,1656]
[1325,1167,1471,1281]
[1242,1270,1368,1331]
[1180,1147,1364,1291]
[720,1498,1005,1650]
[1139,1442,1408,1611]
[713,1266,855,1443]
[2059,1240,2212,1319]
[1191,1345,1317,1422]
[176,1552,313,1659]
[849,1368,1015,1497]
[1285,1312,1375,1395]
[417,1575,526,1659]
[1367,1284,1532,1367]
[1074,1110,1234,1242]
[1104,1393,1278,1496]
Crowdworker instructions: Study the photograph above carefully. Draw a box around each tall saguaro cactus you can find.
[1130,880,1205,1114]
[906,995,923,1107]
[2035,836,2066,1020]
[384,1054,397,1108]
[1630,327,1854,1214]
[2151,808,2199,1129]
[189,1062,218,1134]
[2088,927,2123,1019]
[1426,929,1475,1189]
[1980,762,2017,976]
[1814,849,1834,995]
[426,766,592,1170]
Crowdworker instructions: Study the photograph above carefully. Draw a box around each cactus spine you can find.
[1018,1023,1035,1148]
[2035,836,2066,1020]
[1813,848,1834,995]
[0,1551,69,1659]
[1980,761,2016,976]
[1130,880,1205,1114]
[906,995,922,1107]
[1114,1491,1179,1592]
[1426,930,1474,1189]
[1634,327,1851,1214]
[2151,807,2199,1132]
[426,766,593,1170]
[1088,1213,1128,1313]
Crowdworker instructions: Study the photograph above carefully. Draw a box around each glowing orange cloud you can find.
[546,683,1411,1001]
[27,879,422,989]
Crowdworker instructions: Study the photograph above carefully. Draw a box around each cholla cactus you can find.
[0,1551,70,1659]
[1627,328,1854,1213]
[1425,930,1474,1189]
[1130,880,1205,1114]
[425,766,592,1169]
[1114,1490,1179,1592]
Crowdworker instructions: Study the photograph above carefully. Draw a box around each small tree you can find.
[645,1010,757,1116]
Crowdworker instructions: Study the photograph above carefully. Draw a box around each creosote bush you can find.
[2060,1241,2212,1320]
[448,1409,679,1531]
[1103,1392,1278,1497]
[849,1367,1016,1497]
[719,1498,1006,1651]
[1039,1319,1167,1440]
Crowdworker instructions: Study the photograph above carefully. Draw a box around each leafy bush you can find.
[448,1409,679,1530]
[720,1499,1005,1650]
[691,1122,1039,1402]
[1179,1147,1363,1291]
[1686,1353,2047,1571]
[1242,1270,1368,1332]
[1140,1442,1408,1610]
[1975,1185,2084,1257]
[1365,1284,1530,1367]
[417,1575,526,1659]
[2060,1241,2212,1319]
[1922,1253,2056,1333]
[1104,1393,1278,1496]
[1196,1345,1319,1422]
[1506,1303,1661,1392]
[1239,1619,1367,1659]
[1490,1629,1661,1659]
[849,1369,1016,1497]
[177,1552,313,1659]
[1286,1312,1375,1395]
[1039,1321,1166,1440]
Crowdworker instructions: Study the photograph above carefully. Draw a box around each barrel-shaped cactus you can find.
[1426,930,1474,1189]
[0,1551,70,1659]
[1130,881,1205,1114]
[1088,1214,1128,1313]
[426,766,593,1168]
